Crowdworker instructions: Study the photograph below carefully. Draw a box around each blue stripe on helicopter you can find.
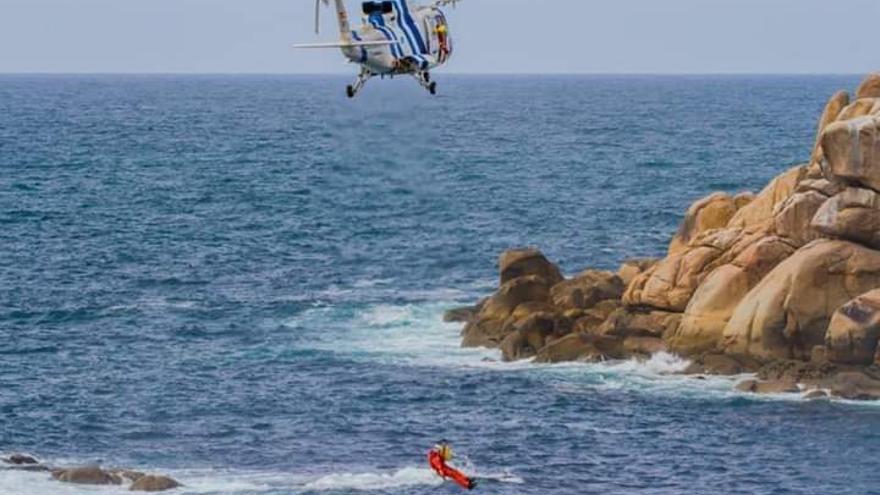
[351,31,368,63]
[369,17,403,59]
[393,0,428,55]
[390,0,426,66]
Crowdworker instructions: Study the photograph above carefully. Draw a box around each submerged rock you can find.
[683,353,752,376]
[129,474,181,492]
[53,467,123,485]
[735,379,800,394]
[443,303,482,323]
[533,333,602,363]
[3,454,39,465]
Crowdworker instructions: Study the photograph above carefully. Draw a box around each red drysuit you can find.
[428,450,475,490]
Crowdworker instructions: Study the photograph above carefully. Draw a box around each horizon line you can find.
[0,71,868,77]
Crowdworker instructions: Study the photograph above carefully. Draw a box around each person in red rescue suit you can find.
[428,440,476,490]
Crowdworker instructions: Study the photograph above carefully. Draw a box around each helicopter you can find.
[294,0,459,98]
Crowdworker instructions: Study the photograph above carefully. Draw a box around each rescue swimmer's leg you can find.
[413,71,437,95]
[347,68,373,98]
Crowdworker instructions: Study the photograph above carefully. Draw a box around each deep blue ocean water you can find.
[2,75,879,495]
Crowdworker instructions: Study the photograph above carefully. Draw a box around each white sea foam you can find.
[0,466,446,495]
[303,467,441,491]
[285,301,880,406]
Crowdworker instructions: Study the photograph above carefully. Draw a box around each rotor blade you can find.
[314,0,320,34]
[293,40,401,49]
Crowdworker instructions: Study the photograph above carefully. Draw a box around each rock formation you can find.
[0,455,182,492]
[454,73,880,399]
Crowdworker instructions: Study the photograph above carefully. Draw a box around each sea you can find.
[2,74,879,495]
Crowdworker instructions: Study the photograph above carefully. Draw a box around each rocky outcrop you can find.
[454,73,880,399]
[2,455,179,492]
[130,475,182,492]
[825,289,880,365]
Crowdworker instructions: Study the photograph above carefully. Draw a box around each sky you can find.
[0,0,877,74]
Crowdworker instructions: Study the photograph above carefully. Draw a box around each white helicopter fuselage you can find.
[345,1,453,75]
[298,0,457,97]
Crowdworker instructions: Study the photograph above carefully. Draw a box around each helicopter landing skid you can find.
[346,69,373,98]
[414,72,437,95]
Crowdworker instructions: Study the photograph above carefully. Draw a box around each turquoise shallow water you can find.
[2,74,879,494]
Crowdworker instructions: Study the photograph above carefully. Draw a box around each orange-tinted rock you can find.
[668,192,739,255]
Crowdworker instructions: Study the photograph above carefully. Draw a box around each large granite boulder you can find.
[810,90,851,165]
[728,165,807,229]
[856,73,880,99]
[722,240,880,362]
[826,289,880,365]
[837,98,879,121]
[550,270,624,311]
[812,187,880,249]
[498,248,564,286]
[672,236,795,355]
[772,189,827,246]
[623,228,740,311]
[130,474,182,492]
[821,116,880,192]
[668,192,739,255]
